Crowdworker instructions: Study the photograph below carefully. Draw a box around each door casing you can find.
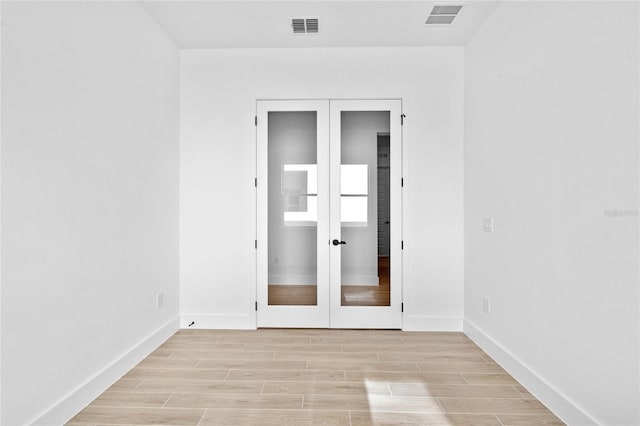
[255,99,403,329]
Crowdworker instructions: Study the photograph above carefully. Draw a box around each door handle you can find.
[332,239,347,246]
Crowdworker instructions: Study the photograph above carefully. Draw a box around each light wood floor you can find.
[68,329,564,425]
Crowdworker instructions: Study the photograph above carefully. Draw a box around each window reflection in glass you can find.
[282,163,369,225]
[283,164,317,224]
[340,164,368,224]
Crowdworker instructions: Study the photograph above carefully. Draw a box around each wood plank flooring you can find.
[67,329,564,425]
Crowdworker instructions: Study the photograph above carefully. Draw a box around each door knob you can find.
[332,239,347,246]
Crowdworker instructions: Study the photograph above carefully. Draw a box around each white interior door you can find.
[256,100,330,328]
[256,99,402,329]
[329,100,403,329]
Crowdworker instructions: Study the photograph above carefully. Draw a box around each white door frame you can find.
[256,99,403,329]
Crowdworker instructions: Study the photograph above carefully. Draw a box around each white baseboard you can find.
[402,315,463,331]
[268,274,316,285]
[341,275,379,286]
[31,315,180,425]
[268,275,379,286]
[463,318,598,426]
[180,313,255,329]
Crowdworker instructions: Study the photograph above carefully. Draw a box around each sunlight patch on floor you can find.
[363,379,448,421]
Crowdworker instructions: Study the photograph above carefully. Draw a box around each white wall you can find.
[1,2,180,424]
[180,47,464,330]
[464,2,639,425]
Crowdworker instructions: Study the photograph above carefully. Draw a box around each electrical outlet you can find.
[483,217,494,233]
[483,297,491,314]
[156,292,164,309]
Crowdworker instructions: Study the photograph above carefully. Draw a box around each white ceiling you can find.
[139,1,500,48]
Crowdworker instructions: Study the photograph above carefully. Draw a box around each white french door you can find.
[256,100,330,328]
[329,100,403,328]
[256,99,402,329]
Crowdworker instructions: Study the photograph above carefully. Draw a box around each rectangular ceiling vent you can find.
[291,18,319,34]
[425,5,462,25]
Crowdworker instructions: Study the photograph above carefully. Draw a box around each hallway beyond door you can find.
[269,256,391,306]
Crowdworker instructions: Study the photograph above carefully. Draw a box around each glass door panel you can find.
[267,111,318,306]
[339,111,390,307]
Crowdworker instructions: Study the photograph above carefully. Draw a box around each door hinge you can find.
[401,240,404,250]
[254,116,257,126]
[401,178,404,187]
[401,303,404,312]
[255,301,258,311]
[254,177,257,187]
[255,240,257,249]
[401,114,406,125]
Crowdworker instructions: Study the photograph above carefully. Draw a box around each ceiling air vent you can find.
[291,18,319,34]
[425,5,462,25]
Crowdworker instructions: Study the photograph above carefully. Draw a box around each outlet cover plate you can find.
[483,297,491,313]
